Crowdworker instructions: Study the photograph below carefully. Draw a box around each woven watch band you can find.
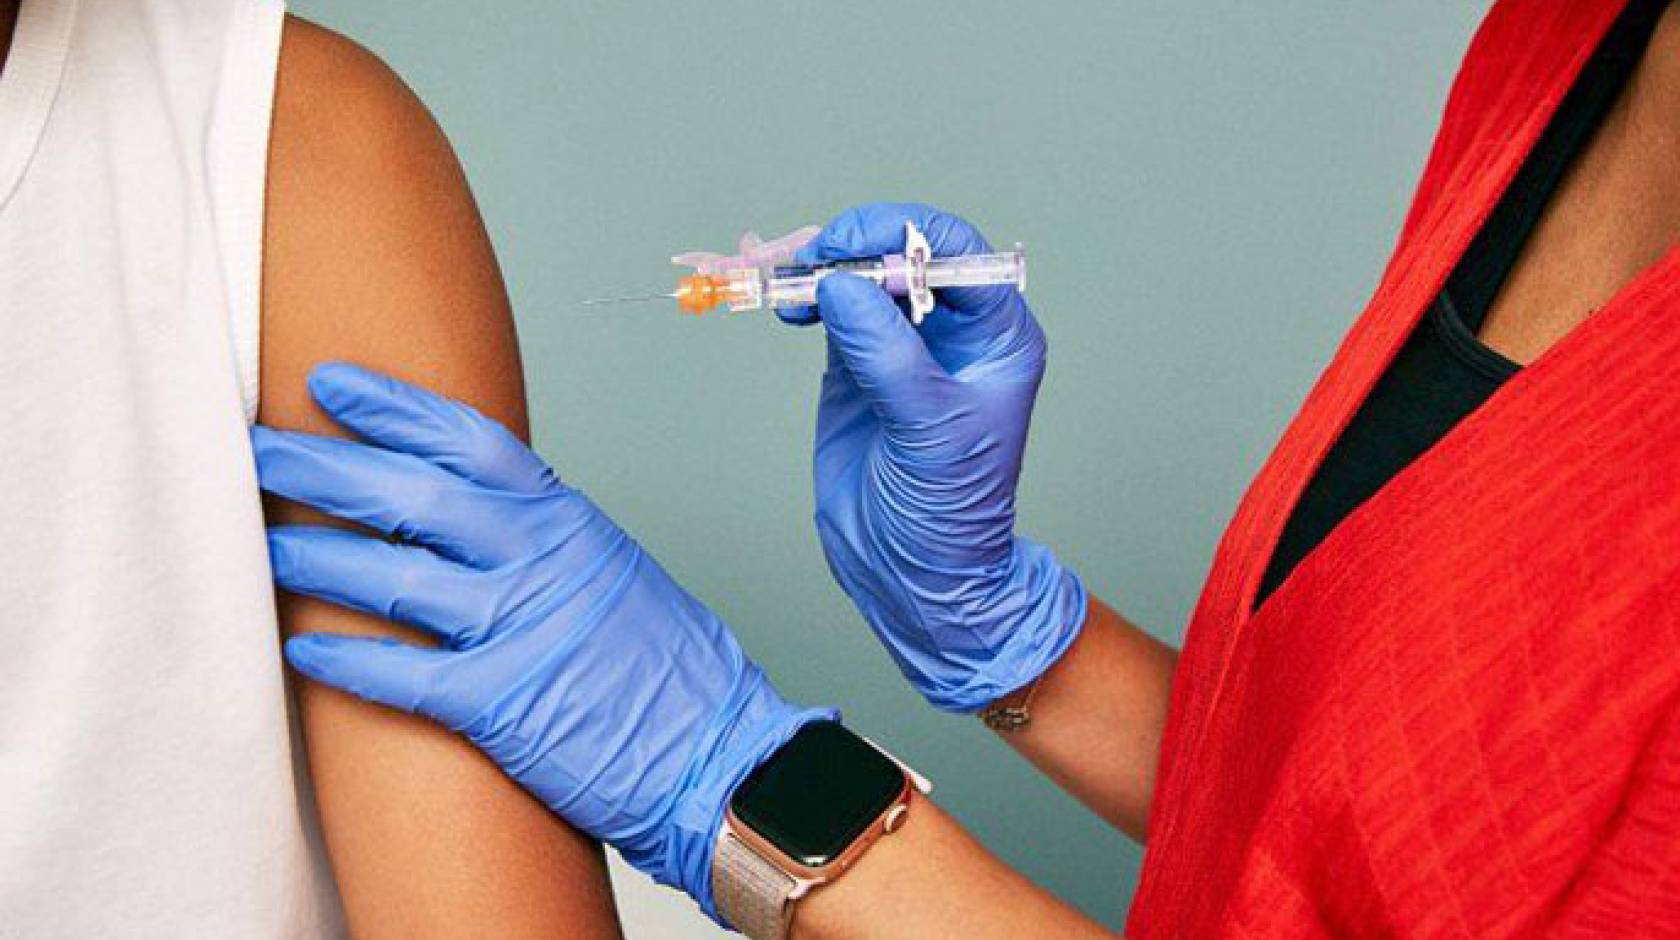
[714,828,799,940]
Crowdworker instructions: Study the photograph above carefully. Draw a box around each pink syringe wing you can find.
[671,225,821,274]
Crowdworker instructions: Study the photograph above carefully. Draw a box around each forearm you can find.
[794,796,1119,940]
[995,596,1177,840]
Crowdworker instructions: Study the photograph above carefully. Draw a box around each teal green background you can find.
[290,2,1490,930]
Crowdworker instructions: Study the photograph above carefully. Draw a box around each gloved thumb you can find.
[817,273,943,425]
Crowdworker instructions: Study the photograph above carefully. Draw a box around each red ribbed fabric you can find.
[1127,2,1680,936]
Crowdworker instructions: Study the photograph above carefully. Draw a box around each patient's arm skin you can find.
[260,18,622,938]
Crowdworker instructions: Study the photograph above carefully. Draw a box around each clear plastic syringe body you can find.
[736,247,1027,312]
[924,248,1026,291]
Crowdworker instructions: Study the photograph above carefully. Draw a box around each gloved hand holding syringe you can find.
[583,220,1026,324]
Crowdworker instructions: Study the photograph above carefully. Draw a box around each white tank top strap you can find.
[208,0,286,420]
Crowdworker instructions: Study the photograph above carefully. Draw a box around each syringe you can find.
[582,222,1026,325]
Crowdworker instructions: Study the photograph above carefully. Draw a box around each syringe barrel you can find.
[762,269,822,309]
[763,266,893,308]
[759,248,1027,311]
[924,249,1026,292]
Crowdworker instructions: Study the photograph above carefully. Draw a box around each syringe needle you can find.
[580,291,678,306]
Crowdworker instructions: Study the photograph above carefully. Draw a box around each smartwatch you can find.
[712,721,932,940]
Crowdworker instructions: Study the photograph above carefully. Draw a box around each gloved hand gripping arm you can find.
[255,364,833,922]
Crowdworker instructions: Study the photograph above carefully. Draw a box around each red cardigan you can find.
[1127,2,1680,936]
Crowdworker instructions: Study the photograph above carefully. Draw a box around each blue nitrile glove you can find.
[254,363,833,923]
[784,204,1087,713]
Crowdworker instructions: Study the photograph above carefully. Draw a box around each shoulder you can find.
[268,16,471,239]
[271,16,442,164]
[260,14,525,434]
[1395,0,1626,244]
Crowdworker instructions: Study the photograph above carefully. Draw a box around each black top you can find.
[1255,0,1670,607]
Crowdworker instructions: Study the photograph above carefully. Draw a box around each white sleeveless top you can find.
[0,0,346,935]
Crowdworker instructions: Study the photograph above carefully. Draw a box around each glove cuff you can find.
[920,538,1087,714]
[653,665,838,924]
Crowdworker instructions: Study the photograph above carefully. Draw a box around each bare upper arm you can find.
[261,16,621,938]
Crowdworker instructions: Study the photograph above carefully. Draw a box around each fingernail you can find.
[264,531,291,570]
[308,363,361,410]
[284,636,324,675]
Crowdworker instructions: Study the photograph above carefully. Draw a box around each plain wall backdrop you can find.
[287,2,1493,935]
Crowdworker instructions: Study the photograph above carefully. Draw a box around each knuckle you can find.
[832,209,868,250]
[410,656,452,719]
[395,480,449,539]
[462,436,506,480]
[926,210,987,255]
[463,569,514,643]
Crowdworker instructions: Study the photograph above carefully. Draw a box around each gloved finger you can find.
[816,273,945,427]
[268,526,494,647]
[253,426,527,568]
[795,203,1017,324]
[795,203,992,265]
[307,362,556,495]
[781,289,918,329]
[285,632,451,719]
[916,290,1042,379]
[814,339,876,484]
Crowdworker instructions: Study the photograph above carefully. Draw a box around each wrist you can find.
[921,538,1087,714]
[623,660,837,922]
[710,721,931,939]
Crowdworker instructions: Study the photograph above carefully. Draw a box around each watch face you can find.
[730,721,905,869]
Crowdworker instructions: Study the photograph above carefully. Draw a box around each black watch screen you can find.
[729,721,906,869]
